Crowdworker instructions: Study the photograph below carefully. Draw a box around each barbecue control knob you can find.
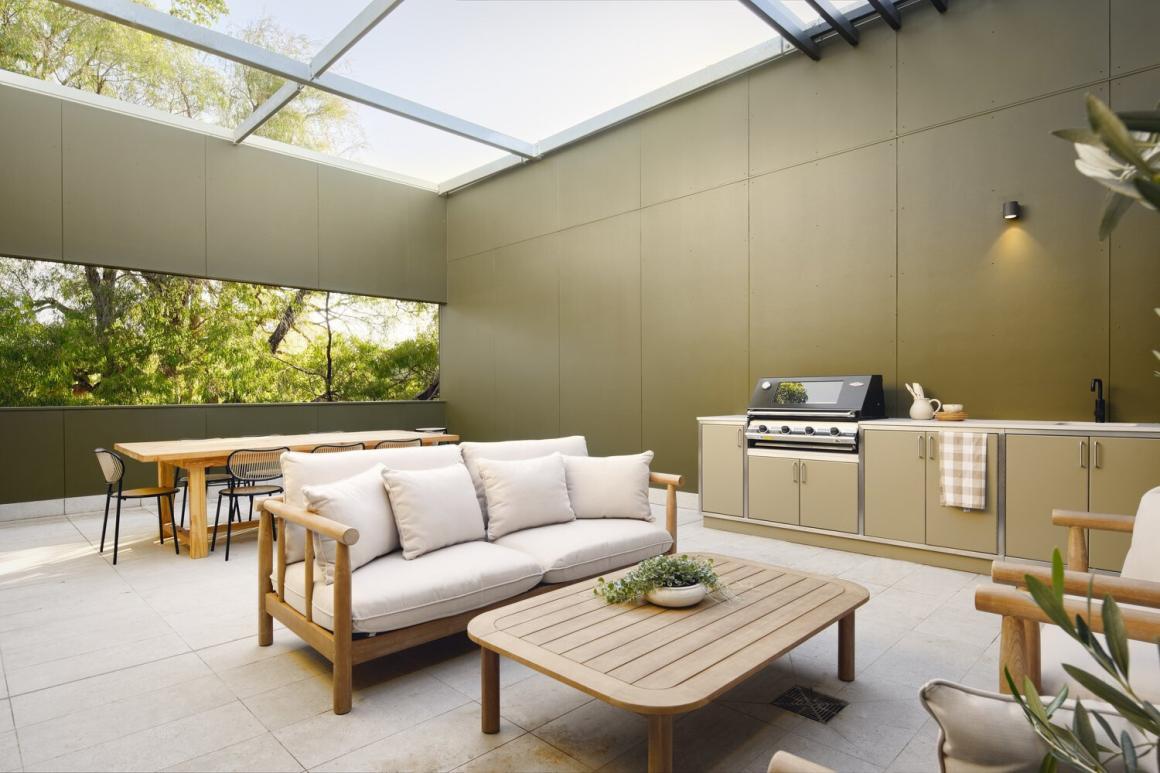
[780,425,792,434]
[757,424,768,433]
[829,427,841,436]
[803,426,815,435]
[761,381,772,390]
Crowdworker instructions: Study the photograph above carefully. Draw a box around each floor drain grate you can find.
[770,685,848,724]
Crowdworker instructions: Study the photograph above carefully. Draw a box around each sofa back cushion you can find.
[302,464,393,584]
[1122,485,1160,582]
[383,463,486,559]
[477,454,576,541]
[460,436,588,517]
[281,444,463,562]
[563,452,654,520]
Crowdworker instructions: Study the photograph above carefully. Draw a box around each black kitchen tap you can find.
[1091,378,1106,423]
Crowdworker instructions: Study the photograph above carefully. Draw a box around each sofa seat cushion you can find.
[1040,622,1160,704]
[280,541,543,634]
[494,518,672,584]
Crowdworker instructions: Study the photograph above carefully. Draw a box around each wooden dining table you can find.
[115,430,458,559]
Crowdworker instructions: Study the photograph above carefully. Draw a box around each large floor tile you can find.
[428,649,537,702]
[242,672,334,731]
[4,631,191,695]
[862,630,988,689]
[454,733,587,773]
[533,699,647,769]
[163,733,303,772]
[0,729,20,772]
[497,672,593,731]
[215,648,330,700]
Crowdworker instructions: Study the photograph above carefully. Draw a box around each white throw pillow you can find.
[302,464,395,584]
[1121,486,1160,582]
[563,452,654,520]
[382,463,485,560]
[280,444,463,563]
[476,453,576,541]
[460,436,589,517]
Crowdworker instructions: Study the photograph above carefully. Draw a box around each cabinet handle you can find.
[792,461,798,483]
[1079,440,1088,469]
[1093,440,1102,469]
[737,427,743,448]
[801,461,807,484]
[918,434,925,459]
[928,434,936,460]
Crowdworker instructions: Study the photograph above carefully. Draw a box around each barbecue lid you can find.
[748,375,885,417]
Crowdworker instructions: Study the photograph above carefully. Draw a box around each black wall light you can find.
[1003,200,1023,220]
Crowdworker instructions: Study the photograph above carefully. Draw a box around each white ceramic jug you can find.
[909,397,941,420]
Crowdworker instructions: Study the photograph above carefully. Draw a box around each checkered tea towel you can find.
[938,431,987,511]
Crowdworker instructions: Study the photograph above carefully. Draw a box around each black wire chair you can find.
[94,448,181,565]
[372,439,422,449]
[213,447,288,561]
[311,442,364,453]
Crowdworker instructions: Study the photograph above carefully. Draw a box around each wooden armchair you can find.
[258,471,685,714]
[975,503,1160,696]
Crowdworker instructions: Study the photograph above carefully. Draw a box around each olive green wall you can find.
[443,0,1160,488]
[0,85,447,303]
[0,402,447,504]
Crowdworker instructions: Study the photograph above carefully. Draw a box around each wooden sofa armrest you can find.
[650,471,685,555]
[991,560,1160,609]
[1050,509,1134,571]
[975,584,1160,641]
[261,497,360,545]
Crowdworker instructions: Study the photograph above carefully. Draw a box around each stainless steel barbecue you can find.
[746,375,885,453]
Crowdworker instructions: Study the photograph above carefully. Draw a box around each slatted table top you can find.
[467,553,869,714]
[115,430,457,463]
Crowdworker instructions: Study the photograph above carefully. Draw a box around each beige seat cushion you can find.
[460,436,588,518]
[280,444,464,562]
[495,518,672,583]
[280,541,543,634]
[1121,485,1160,582]
[1040,622,1160,704]
[921,679,1156,773]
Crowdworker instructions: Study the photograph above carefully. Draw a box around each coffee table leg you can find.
[647,715,673,773]
[838,612,855,681]
[482,648,500,733]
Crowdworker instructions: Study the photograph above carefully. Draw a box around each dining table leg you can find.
[157,462,175,530]
[185,464,209,559]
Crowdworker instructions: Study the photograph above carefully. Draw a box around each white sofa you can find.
[258,436,684,714]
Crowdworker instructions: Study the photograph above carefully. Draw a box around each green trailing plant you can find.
[594,555,723,605]
[1005,548,1159,772]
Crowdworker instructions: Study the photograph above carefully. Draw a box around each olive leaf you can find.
[1087,94,1152,172]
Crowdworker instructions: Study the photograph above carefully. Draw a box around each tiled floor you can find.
[0,500,1000,772]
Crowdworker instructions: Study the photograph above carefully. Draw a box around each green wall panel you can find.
[63,407,207,497]
[559,213,643,456]
[63,103,206,275]
[206,140,318,289]
[203,404,317,440]
[640,78,749,207]
[443,253,497,441]
[0,410,64,504]
[749,143,899,412]
[898,0,1109,133]
[641,183,750,484]
[445,161,558,261]
[1111,0,1160,75]
[492,236,560,440]
[318,166,446,302]
[0,88,62,261]
[556,127,642,231]
[898,88,1109,420]
[315,401,445,433]
[749,24,896,176]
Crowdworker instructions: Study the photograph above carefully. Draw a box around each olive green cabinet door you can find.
[925,432,999,554]
[748,455,800,525]
[1089,437,1160,572]
[1005,435,1088,562]
[864,430,926,543]
[800,459,858,534]
[701,423,744,516]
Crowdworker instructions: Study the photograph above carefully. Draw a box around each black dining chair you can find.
[312,442,364,453]
[94,448,181,565]
[372,439,422,449]
[214,447,288,561]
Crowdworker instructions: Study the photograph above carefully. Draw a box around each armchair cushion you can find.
[1121,485,1160,582]
[280,444,463,562]
[920,679,1155,773]
[1040,623,1160,704]
[563,452,654,521]
[495,518,673,583]
[302,463,394,583]
[460,436,588,517]
[383,463,486,559]
[280,541,543,634]
[477,453,575,541]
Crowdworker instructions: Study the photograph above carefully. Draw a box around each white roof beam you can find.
[738,0,821,60]
[50,0,536,157]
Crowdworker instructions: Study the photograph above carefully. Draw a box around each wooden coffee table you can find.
[467,553,869,773]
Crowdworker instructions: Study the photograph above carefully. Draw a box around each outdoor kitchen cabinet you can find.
[748,453,857,533]
[864,429,998,554]
[1005,435,1160,571]
[700,421,745,517]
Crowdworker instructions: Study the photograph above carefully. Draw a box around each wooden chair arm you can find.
[649,471,685,488]
[650,471,684,555]
[1051,509,1135,532]
[261,497,360,546]
[975,584,1160,642]
[991,560,1160,609]
[767,751,834,773]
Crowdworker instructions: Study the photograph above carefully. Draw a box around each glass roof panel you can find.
[337,0,779,143]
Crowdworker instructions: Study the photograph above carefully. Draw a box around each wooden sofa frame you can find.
[258,471,684,714]
[974,507,1160,694]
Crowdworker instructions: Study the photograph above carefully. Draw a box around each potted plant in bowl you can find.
[594,554,723,608]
